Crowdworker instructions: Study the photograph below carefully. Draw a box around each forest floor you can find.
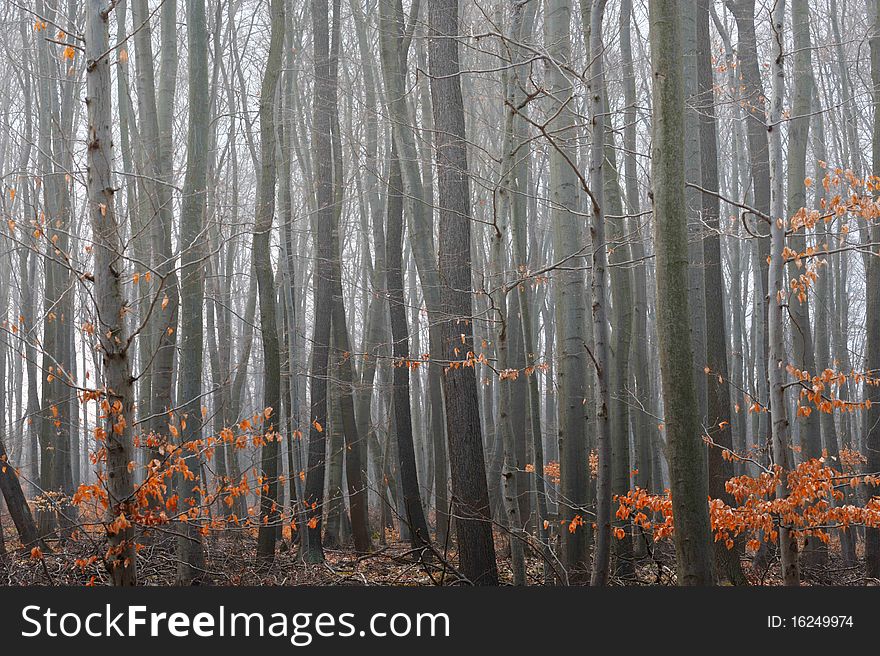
[0,514,870,586]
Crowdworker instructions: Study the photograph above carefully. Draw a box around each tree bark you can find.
[86,0,137,584]
[545,0,591,584]
[696,0,747,585]
[386,149,432,551]
[175,0,210,584]
[429,0,498,585]
[725,0,771,468]
[253,0,285,565]
[303,0,335,564]
[649,0,715,586]
[588,0,614,588]
[767,0,800,586]
[786,0,824,568]
[865,0,880,580]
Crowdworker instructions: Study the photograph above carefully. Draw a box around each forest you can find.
[0,0,879,588]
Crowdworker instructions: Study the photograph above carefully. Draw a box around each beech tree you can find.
[429,0,498,585]
[251,0,284,566]
[649,0,715,586]
[85,0,136,585]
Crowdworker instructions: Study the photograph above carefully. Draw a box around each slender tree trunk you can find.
[491,152,526,585]
[767,0,799,586]
[865,0,880,580]
[34,0,62,535]
[620,0,654,523]
[303,0,335,564]
[149,0,180,442]
[711,3,750,465]
[785,0,824,568]
[86,0,137,584]
[253,0,285,565]
[588,0,614,588]
[377,0,451,546]
[175,0,209,583]
[504,0,552,581]
[696,0,747,585]
[130,0,178,459]
[386,149,432,551]
[726,0,771,468]
[325,0,371,555]
[546,0,591,584]
[649,0,715,586]
[429,0,498,585]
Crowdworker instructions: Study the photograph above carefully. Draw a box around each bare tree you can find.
[85,0,136,585]
[649,0,715,586]
[252,0,285,565]
[429,0,498,585]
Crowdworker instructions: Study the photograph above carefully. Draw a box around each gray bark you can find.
[252,0,285,565]
[697,0,747,585]
[767,0,800,586]
[865,0,880,580]
[175,0,209,583]
[649,0,715,586]
[588,0,614,588]
[86,0,137,584]
[545,0,591,584]
[429,0,499,585]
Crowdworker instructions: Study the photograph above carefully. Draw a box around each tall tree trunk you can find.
[325,0,371,555]
[767,0,799,586]
[429,0,499,585]
[712,4,750,465]
[545,0,591,584]
[696,0,747,585]
[491,149,526,585]
[588,0,614,588]
[620,0,655,559]
[303,0,335,564]
[786,0,824,568]
[504,0,551,581]
[377,0,451,546]
[253,0,285,565]
[148,0,180,442]
[649,0,715,586]
[683,0,707,424]
[130,0,178,457]
[86,0,137,584]
[726,0,771,470]
[175,0,209,583]
[34,0,63,535]
[386,149,432,550]
[865,0,880,581]
[116,0,150,458]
